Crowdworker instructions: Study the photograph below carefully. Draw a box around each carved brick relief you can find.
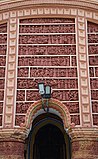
[16,18,79,126]
[18,45,76,55]
[88,21,98,126]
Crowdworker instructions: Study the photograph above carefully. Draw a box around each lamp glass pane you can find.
[38,83,45,95]
[45,86,51,95]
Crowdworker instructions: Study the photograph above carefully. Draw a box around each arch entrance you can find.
[25,113,71,159]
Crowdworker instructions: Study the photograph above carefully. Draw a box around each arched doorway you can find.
[33,124,66,159]
[25,113,71,159]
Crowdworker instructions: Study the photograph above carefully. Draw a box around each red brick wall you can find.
[0,23,7,126]
[88,21,98,126]
[0,141,24,159]
[72,140,98,159]
[16,18,80,126]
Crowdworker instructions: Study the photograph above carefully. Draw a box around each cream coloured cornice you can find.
[0,0,98,12]
[69,127,98,141]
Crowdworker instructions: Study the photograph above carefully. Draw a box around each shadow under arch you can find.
[25,112,72,159]
[25,98,73,132]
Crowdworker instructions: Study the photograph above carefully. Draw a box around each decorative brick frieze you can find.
[52,90,78,101]
[18,56,71,66]
[65,102,79,113]
[16,90,25,101]
[16,102,32,114]
[18,45,76,55]
[30,68,77,78]
[0,79,5,89]
[18,68,29,77]
[0,115,2,126]
[15,115,25,126]
[0,34,7,43]
[88,21,98,126]
[89,56,98,65]
[92,102,98,113]
[0,103,3,114]
[0,68,5,77]
[88,45,98,55]
[89,67,94,77]
[0,45,7,55]
[16,17,79,126]
[71,115,80,125]
[19,24,75,33]
[91,90,98,100]
[17,79,78,89]
[95,68,98,76]
[93,114,98,125]
[0,90,4,101]
[90,79,98,89]
[20,18,75,24]
[19,34,76,44]
[88,34,98,43]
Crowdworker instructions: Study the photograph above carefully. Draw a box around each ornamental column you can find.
[0,130,25,159]
[70,128,98,159]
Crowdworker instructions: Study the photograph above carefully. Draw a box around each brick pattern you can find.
[72,140,98,159]
[16,18,80,126]
[88,21,98,126]
[0,141,24,159]
[0,23,7,126]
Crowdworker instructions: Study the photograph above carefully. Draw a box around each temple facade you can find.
[0,0,98,159]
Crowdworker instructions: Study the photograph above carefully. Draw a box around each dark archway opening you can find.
[33,124,66,159]
[25,113,71,159]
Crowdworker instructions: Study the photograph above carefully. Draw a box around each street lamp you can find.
[38,83,51,112]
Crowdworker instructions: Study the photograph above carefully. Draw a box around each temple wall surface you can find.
[0,0,97,159]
